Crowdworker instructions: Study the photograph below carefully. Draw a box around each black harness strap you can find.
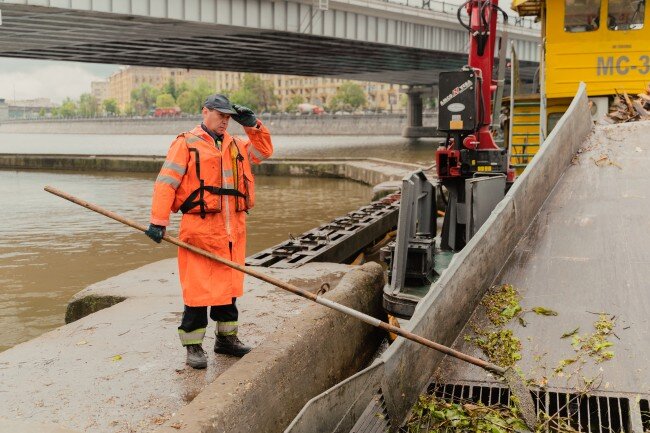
[181,139,248,217]
[187,148,206,218]
[179,187,246,215]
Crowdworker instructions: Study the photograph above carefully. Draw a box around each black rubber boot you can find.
[186,344,207,369]
[214,335,251,357]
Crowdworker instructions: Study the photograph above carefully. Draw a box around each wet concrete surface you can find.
[0,259,351,432]
[0,418,82,433]
[437,121,650,397]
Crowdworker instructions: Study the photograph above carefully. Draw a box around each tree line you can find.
[42,73,381,118]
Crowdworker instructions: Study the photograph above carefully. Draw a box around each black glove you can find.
[144,224,166,243]
[231,104,257,127]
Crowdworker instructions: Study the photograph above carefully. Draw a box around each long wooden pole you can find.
[44,185,506,375]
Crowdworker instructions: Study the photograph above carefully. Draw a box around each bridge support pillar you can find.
[402,86,438,138]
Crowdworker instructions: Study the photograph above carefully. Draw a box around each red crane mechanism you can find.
[436,0,512,250]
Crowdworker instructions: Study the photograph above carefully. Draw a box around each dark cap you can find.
[203,94,237,114]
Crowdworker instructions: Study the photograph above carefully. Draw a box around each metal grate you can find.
[350,390,391,433]
[640,399,650,432]
[412,382,632,433]
[246,193,399,268]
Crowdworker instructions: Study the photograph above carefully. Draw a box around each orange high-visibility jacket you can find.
[150,121,273,306]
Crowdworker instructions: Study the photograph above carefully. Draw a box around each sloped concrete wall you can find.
[382,83,593,423]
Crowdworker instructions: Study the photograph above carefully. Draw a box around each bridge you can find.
[0,0,539,85]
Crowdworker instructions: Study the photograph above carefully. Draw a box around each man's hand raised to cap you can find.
[231,104,258,127]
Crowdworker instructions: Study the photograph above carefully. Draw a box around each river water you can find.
[0,133,439,165]
[0,133,437,352]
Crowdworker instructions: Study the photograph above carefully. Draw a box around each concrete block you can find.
[155,262,386,433]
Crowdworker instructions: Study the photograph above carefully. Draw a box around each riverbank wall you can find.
[0,154,424,188]
[0,113,437,136]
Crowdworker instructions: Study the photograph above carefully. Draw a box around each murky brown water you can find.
[0,132,440,165]
[0,169,371,352]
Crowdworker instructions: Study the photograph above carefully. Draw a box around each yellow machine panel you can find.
[544,0,649,98]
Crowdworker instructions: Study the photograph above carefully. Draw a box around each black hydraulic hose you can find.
[456,1,473,32]
[480,1,489,34]
[476,74,485,130]
[491,3,509,24]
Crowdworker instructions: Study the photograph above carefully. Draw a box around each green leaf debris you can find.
[481,284,522,326]
[473,329,522,367]
[561,328,579,339]
[462,284,527,368]
[532,307,558,316]
[570,314,616,363]
[405,393,584,433]
[405,394,530,433]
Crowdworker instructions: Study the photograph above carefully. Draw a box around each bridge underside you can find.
[0,4,537,85]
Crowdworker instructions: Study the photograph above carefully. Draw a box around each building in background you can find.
[103,66,401,113]
[90,81,109,103]
[106,66,215,110]
[7,98,57,119]
[214,71,401,112]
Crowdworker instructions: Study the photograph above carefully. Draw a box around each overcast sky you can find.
[0,58,120,103]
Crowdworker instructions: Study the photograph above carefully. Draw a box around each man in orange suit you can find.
[145,94,273,369]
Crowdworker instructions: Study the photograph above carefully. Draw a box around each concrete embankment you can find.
[0,154,423,188]
[0,113,437,136]
[0,259,386,433]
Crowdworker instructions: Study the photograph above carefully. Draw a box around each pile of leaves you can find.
[405,393,582,433]
[404,394,529,433]
[481,284,522,326]
[464,284,526,368]
[469,329,522,368]
[605,85,650,123]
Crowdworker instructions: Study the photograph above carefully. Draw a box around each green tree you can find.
[156,93,176,109]
[176,79,214,114]
[50,107,59,117]
[78,93,99,117]
[59,98,77,117]
[177,90,196,114]
[328,82,366,112]
[38,108,46,117]
[284,95,304,112]
[162,78,178,100]
[123,103,136,116]
[102,99,119,115]
[162,78,189,100]
[230,74,278,112]
[130,84,160,116]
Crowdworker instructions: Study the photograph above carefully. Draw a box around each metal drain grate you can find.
[640,399,650,431]
[350,389,391,433]
[415,382,631,433]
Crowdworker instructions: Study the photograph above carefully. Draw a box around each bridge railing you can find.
[382,0,541,29]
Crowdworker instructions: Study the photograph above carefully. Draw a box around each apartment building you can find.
[106,66,215,110]
[102,66,400,112]
[90,81,109,103]
[214,71,400,111]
